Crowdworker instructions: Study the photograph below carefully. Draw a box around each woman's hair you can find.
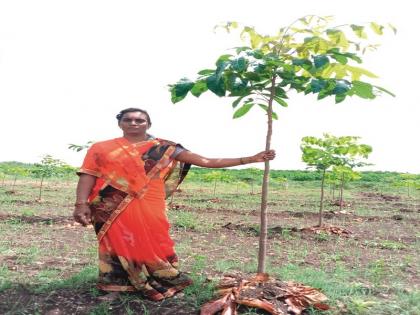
[116,108,152,127]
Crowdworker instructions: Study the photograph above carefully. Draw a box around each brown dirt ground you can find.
[0,190,419,314]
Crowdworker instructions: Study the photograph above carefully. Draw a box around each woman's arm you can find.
[73,173,96,226]
[175,150,276,168]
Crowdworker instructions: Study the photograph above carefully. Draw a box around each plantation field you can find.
[0,175,419,314]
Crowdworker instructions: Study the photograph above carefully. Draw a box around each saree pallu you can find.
[78,137,191,301]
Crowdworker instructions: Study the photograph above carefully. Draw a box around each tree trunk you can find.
[318,169,326,227]
[257,75,276,274]
[339,173,344,211]
[12,175,17,192]
[332,184,335,200]
[213,179,217,196]
[38,176,44,200]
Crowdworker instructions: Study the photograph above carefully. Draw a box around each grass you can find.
[183,255,216,308]
[169,209,215,232]
[32,265,98,293]
[0,176,419,314]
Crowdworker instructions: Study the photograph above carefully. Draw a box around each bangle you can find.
[74,201,89,206]
[240,157,245,165]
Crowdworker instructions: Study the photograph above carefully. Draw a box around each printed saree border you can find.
[96,145,176,243]
[97,283,136,292]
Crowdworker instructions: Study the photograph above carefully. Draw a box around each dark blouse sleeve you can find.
[171,143,187,159]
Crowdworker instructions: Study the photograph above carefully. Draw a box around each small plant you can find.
[0,265,12,292]
[314,231,330,242]
[365,240,407,250]
[183,255,215,308]
[21,209,35,216]
[348,298,377,314]
[171,210,199,230]
[367,259,387,284]
[31,155,68,200]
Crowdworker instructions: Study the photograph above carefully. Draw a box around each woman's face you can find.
[119,111,149,136]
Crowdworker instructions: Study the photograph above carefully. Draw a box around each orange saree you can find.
[78,137,191,301]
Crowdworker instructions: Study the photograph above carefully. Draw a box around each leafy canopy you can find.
[169,16,395,119]
[31,155,68,178]
[301,133,372,172]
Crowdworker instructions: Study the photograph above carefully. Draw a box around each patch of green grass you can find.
[314,231,331,242]
[366,259,387,285]
[16,246,41,264]
[214,259,242,273]
[0,264,12,292]
[89,301,111,315]
[364,240,407,250]
[169,210,214,232]
[33,265,97,293]
[270,263,371,305]
[183,255,215,308]
[35,268,61,285]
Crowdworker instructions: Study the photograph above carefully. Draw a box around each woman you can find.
[74,107,275,301]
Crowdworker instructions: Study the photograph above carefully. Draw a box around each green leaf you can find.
[235,46,252,54]
[346,53,362,64]
[241,26,263,48]
[247,49,264,59]
[233,102,254,119]
[190,80,208,97]
[351,81,375,99]
[326,29,349,49]
[216,54,232,67]
[331,54,348,65]
[332,80,350,95]
[170,78,194,103]
[314,55,329,69]
[228,75,249,96]
[258,104,278,119]
[350,25,367,39]
[273,96,288,107]
[346,65,378,80]
[275,86,288,98]
[335,93,346,103]
[198,69,215,76]
[206,74,226,97]
[370,22,384,35]
[292,58,313,70]
[317,90,330,100]
[232,96,248,108]
[310,79,327,93]
[231,57,248,72]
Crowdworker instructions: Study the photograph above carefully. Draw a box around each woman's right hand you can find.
[73,204,92,226]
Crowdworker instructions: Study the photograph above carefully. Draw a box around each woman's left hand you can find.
[252,150,276,163]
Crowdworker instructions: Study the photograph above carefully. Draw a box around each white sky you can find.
[0,0,419,173]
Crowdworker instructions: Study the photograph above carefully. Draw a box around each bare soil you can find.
[0,184,418,314]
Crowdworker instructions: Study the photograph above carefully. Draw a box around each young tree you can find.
[393,173,420,197]
[203,171,233,196]
[331,165,361,210]
[170,16,393,273]
[32,155,66,200]
[301,134,371,226]
[242,168,262,194]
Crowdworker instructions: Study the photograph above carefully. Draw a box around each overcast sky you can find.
[0,0,419,173]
